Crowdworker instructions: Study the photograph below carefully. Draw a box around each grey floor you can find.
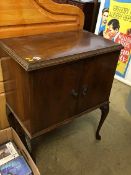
[35,79,131,175]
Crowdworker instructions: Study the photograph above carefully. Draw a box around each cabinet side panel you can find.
[1,58,32,134]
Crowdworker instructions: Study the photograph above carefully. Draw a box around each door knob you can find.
[71,89,78,97]
[82,86,88,96]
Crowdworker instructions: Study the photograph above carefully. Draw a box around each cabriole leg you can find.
[24,134,36,162]
[96,103,109,140]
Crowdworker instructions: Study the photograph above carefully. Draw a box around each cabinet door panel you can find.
[77,52,119,113]
[30,61,83,134]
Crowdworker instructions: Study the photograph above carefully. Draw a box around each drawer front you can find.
[0,82,4,94]
[0,61,3,82]
[0,93,9,129]
[0,61,9,129]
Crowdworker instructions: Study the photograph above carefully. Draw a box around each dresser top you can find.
[0,31,122,71]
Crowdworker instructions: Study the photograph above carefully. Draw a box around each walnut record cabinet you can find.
[0,31,122,152]
[0,0,122,158]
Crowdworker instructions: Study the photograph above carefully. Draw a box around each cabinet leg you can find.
[6,105,36,162]
[6,105,26,144]
[24,134,36,163]
[6,105,17,130]
[96,103,109,140]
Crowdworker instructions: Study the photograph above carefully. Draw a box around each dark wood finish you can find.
[54,0,68,3]
[6,105,36,161]
[0,31,122,156]
[91,0,99,32]
[0,31,122,71]
[77,52,120,113]
[54,0,100,32]
[96,103,109,140]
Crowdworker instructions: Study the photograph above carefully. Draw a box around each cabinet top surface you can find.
[0,31,122,71]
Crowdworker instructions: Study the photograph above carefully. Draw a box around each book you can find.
[0,155,33,175]
[0,141,19,166]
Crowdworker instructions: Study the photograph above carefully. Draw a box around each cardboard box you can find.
[0,127,40,175]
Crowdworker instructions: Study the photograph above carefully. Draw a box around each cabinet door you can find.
[30,61,83,134]
[77,52,119,113]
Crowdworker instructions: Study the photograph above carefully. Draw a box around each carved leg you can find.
[96,103,109,140]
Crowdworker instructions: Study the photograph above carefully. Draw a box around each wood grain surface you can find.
[0,0,84,38]
[0,31,122,138]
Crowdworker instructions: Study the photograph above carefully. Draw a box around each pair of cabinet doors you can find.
[24,51,118,134]
[3,51,118,135]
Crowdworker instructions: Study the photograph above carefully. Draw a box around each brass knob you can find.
[82,86,88,96]
[71,89,78,97]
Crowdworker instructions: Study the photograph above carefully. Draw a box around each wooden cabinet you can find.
[0,31,122,154]
[54,0,100,32]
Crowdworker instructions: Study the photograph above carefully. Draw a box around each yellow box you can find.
[0,82,4,93]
